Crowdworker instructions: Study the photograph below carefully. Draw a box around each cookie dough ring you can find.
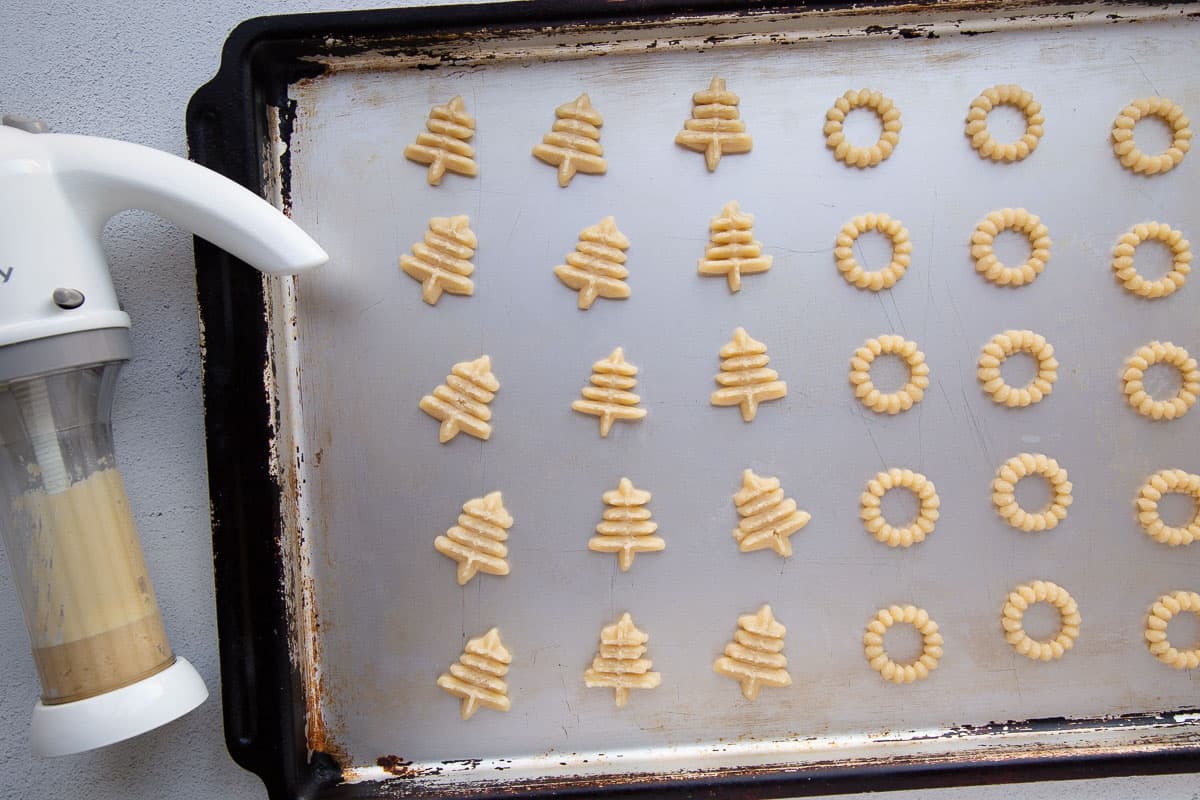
[1122,341,1200,421]
[860,469,940,548]
[835,213,912,291]
[824,89,902,168]
[1135,469,1200,547]
[966,84,1044,162]
[971,209,1051,287]
[1145,591,1200,669]
[1112,97,1192,175]
[977,330,1058,407]
[1001,580,1080,661]
[992,453,1072,532]
[849,335,930,415]
[1112,222,1192,299]
[863,605,943,684]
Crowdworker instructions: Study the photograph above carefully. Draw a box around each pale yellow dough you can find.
[1135,469,1200,547]
[824,88,901,168]
[584,612,661,706]
[572,347,647,437]
[1145,591,1200,670]
[991,453,1072,532]
[437,628,512,719]
[732,469,811,558]
[1112,96,1192,175]
[1122,341,1200,421]
[554,216,631,310]
[711,327,787,421]
[699,201,772,293]
[1001,580,1080,662]
[848,335,929,415]
[1112,222,1192,299]
[834,213,912,291]
[977,330,1058,407]
[587,478,664,571]
[433,491,513,585]
[675,76,752,171]
[404,96,477,185]
[532,93,607,187]
[400,214,477,305]
[863,605,943,684]
[860,469,939,548]
[971,209,1051,287]
[419,355,499,443]
[713,605,791,700]
[966,84,1044,162]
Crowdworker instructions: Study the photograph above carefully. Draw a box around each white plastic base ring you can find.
[30,656,208,757]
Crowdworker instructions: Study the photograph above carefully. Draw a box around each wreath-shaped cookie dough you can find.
[1112,222,1192,299]
[1145,590,1200,670]
[834,213,913,291]
[849,335,929,415]
[1135,469,1200,547]
[1122,341,1200,421]
[970,209,1051,287]
[863,605,943,684]
[860,469,940,548]
[1112,97,1192,176]
[824,89,902,168]
[977,330,1058,407]
[1001,580,1080,661]
[992,453,1072,532]
[966,84,1044,162]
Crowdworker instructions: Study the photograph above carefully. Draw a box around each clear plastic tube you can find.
[0,361,173,703]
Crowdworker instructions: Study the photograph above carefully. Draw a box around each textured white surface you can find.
[0,2,1197,799]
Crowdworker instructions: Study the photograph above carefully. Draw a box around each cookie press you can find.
[0,116,327,756]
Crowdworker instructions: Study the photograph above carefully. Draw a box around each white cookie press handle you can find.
[0,118,327,349]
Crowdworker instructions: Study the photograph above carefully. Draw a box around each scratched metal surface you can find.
[272,3,1200,786]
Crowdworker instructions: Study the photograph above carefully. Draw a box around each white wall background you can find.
[0,2,1195,799]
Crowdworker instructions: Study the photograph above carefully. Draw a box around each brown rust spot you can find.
[377,755,420,779]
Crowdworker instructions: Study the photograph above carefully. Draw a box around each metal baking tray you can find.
[187,2,1200,798]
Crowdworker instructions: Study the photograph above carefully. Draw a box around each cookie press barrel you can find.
[0,116,327,756]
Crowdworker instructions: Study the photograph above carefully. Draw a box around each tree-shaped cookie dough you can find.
[437,627,512,720]
[713,605,791,700]
[711,327,787,421]
[732,469,811,557]
[588,477,665,571]
[419,355,499,443]
[554,217,631,310]
[675,77,753,172]
[532,93,607,187]
[400,215,477,305]
[571,347,647,437]
[434,491,513,585]
[698,201,772,293]
[403,95,478,186]
[583,612,662,707]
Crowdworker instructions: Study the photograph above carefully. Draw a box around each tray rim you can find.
[185,2,1200,798]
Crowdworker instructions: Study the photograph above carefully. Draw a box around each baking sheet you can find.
[268,3,1200,790]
